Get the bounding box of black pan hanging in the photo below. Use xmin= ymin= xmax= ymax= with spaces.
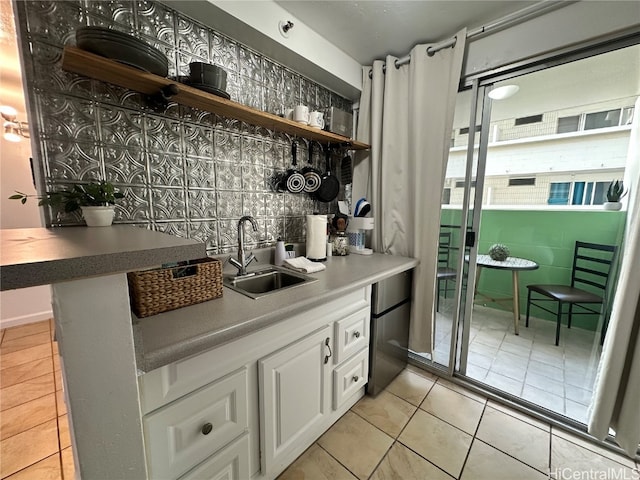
xmin=314 ymin=145 xmax=340 ymax=202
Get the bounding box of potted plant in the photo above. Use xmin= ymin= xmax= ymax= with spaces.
xmin=10 ymin=181 xmax=124 ymax=226
xmin=604 ymin=180 xmax=627 ymax=211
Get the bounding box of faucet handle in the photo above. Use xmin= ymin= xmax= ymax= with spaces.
xmin=244 ymin=252 xmax=258 ymax=267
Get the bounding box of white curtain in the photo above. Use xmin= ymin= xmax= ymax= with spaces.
xmin=353 ymin=30 xmax=466 ymax=353
xmin=588 ymin=96 xmax=640 ymax=456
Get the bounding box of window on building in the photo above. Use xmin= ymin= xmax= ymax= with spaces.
xmin=442 ymin=188 xmax=451 ymax=205
xmin=557 ymin=115 xmax=581 ymax=134
xmin=515 ymin=114 xmax=543 ymax=126
xmin=592 ymin=181 xmax=609 ymax=204
xmin=455 ymin=180 xmax=477 ymax=188
xmin=621 ymin=106 xmax=635 ymax=126
xmin=585 ymin=109 xmax=621 ymax=130
xmin=459 ymin=126 xmax=481 ymax=135
xmin=553 ymin=181 xmax=611 ymax=205
xmin=548 ymin=182 xmax=571 ymax=205
xmin=508 ymin=177 xmax=536 ymax=186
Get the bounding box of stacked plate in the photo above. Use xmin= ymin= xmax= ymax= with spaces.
xmin=76 ymin=27 xmax=169 ymax=77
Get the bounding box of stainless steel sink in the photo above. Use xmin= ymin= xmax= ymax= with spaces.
xmin=223 ymin=266 xmax=317 ymax=299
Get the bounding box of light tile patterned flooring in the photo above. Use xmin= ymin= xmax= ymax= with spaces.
xmin=0 ymin=320 xmax=74 ymax=479
xmin=433 ymin=305 xmax=602 ymax=424
xmin=1 ymin=319 xmax=636 ymax=480
xmin=280 ymin=365 xmax=639 ymax=479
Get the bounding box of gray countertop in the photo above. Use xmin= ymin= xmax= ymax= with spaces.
xmin=135 ymin=253 xmax=418 ymax=372
xmin=0 ymin=226 xmax=205 ymax=291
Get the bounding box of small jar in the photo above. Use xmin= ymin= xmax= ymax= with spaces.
xmin=332 ymin=231 xmax=350 ymax=256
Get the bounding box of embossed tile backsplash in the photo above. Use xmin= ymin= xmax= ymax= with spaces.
xmin=16 ymin=0 xmax=352 ymax=253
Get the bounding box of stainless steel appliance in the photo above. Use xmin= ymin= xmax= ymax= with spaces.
xmin=325 ymin=107 xmax=353 ymax=138
xmin=367 ymin=270 xmax=412 ymax=396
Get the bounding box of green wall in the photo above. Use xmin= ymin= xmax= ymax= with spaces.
xmin=440 ymin=208 xmax=626 ymax=330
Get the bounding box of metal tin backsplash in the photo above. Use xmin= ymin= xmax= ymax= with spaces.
xmin=15 ymin=0 xmax=352 ymax=253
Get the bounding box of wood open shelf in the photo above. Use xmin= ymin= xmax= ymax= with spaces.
xmin=61 ymin=46 xmax=369 ymax=150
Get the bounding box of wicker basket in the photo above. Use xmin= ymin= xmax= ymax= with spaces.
xmin=127 ymin=257 xmax=223 ymax=318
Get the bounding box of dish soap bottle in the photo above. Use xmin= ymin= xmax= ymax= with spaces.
xmin=274 ymin=237 xmax=286 ymax=266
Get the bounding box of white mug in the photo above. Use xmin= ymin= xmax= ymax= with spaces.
xmin=309 ymin=111 xmax=324 ymax=129
xmin=293 ymin=105 xmax=309 ymax=124
xmin=284 ymin=108 xmax=294 ymax=120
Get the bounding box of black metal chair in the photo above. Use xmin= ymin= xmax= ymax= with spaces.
xmin=525 ymin=241 xmax=617 ymax=346
xmin=437 ymin=232 xmax=457 ymax=312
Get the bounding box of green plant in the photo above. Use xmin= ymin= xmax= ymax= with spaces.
xmin=606 ymin=180 xmax=627 ymax=202
xmin=9 ymin=181 xmax=124 ymax=213
xmin=488 ymin=243 xmax=510 ymax=261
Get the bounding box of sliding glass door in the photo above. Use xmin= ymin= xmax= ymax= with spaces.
xmin=414 ymin=41 xmax=638 ymax=428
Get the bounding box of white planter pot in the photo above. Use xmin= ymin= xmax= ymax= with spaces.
xmin=81 ymin=206 xmax=115 ymax=227
xmin=603 ymin=202 xmax=622 ymax=211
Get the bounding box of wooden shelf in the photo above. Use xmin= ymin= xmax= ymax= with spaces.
xmin=61 ymin=46 xmax=369 ymax=150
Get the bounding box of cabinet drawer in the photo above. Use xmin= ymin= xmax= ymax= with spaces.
xmin=179 ymin=433 xmax=250 ymax=480
xmin=143 ymin=368 xmax=248 ymax=480
xmin=334 ymin=307 xmax=369 ymax=364
xmin=333 ymin=348 xmax=369 ymax=409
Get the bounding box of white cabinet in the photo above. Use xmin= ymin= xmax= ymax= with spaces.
xmin=139 ymin=286 xmax=372 ymax=480
xmin=258 ymin=325 xmax=332 ymax=475
xmin=143 ymin=369 xmax=249 ymax=479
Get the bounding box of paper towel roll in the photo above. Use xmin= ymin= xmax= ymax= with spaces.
xmin=306 ymin=215 xmax=327 ymax=261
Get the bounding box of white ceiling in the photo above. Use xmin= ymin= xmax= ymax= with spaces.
xmin=273 ymin=0 xmax=538 ymax=65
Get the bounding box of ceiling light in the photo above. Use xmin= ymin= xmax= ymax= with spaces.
xmin=1 ymin=107 xmax=29 ymax=142
xmin=489 ymin=85 xmax=519 ymax=100
xmin=0 ymin=105 xmax=17 ymax=117
xmin=4 ymin=123 xmax=22 ymax=142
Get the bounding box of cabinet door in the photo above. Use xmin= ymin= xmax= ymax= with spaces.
xmin=259 ymin=325 xmax=332 ymax=474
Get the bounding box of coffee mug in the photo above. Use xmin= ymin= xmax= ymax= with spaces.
xmin=284 ymin=108 xmax=294 ymax=120
xmin=293 ymin=105 xmax=309 ymax=124
xmin=309 ymin=111 xmax=324 ymax=129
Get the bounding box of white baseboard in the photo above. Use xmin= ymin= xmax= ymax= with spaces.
xmin=0 ymin=310 xmax=53 ymax=330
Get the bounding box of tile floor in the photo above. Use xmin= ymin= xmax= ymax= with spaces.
xmin=0 ymin=319 xmax=74 ymax=479
xmin=433 ymin=304 xmax=602 ymax=423
xmin=280 ymin=365 xmax=639 ymax=480
xmin=2 ymin=319 xmax=635 ymax=480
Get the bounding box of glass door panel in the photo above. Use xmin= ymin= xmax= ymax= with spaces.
xmin=459 ymin=44 xmax=638 ymax=425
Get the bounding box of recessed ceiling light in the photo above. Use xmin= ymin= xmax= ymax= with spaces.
xmin=489 ymin=85 xmax=519 ymax=100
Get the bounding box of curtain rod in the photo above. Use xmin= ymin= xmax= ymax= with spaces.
xmin=371 ymin=0 xmax=577 ymax=77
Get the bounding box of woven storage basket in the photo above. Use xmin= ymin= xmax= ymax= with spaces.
xmin=128 ymin=257 xmax=223 ymax=317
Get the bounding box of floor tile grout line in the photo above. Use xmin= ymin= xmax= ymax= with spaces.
xmin=364 ymin=440 xmax=394 ymax=480
xmin=356 ymin=378 xmax=456 ymax=479
xmin=314 ymin=440 xmax=364 ymax=480
xmin=474 ymin=437 xmax=551 ymax=477
xmin=456 ymin=398 xmax=489 ymax=478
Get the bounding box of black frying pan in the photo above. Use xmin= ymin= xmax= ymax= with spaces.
xmin=281 ymin=141 xmax=305 ymax=193
xmin=301 ymin=141 xmax=322 ymax=193
xmin=314 ymin=145 xmax=340 ymax=202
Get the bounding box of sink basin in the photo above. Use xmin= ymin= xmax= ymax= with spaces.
xmin=223 ymin=266 xmax=317 ymax=299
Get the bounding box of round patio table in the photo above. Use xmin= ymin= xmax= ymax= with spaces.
xmin=474 ymin=254 xmax=539 ymax=335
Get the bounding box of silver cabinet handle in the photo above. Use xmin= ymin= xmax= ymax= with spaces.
xmin=324 ymin=337 xmax=332 ymax=364
xmin=352 ymin=375 xmax=359 ymax=382
xmin=354 ymin=331 xmax=361 ymax=338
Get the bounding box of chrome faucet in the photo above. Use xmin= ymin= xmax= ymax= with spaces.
xmin=229 ymin=215 xmax=259 ymax=276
